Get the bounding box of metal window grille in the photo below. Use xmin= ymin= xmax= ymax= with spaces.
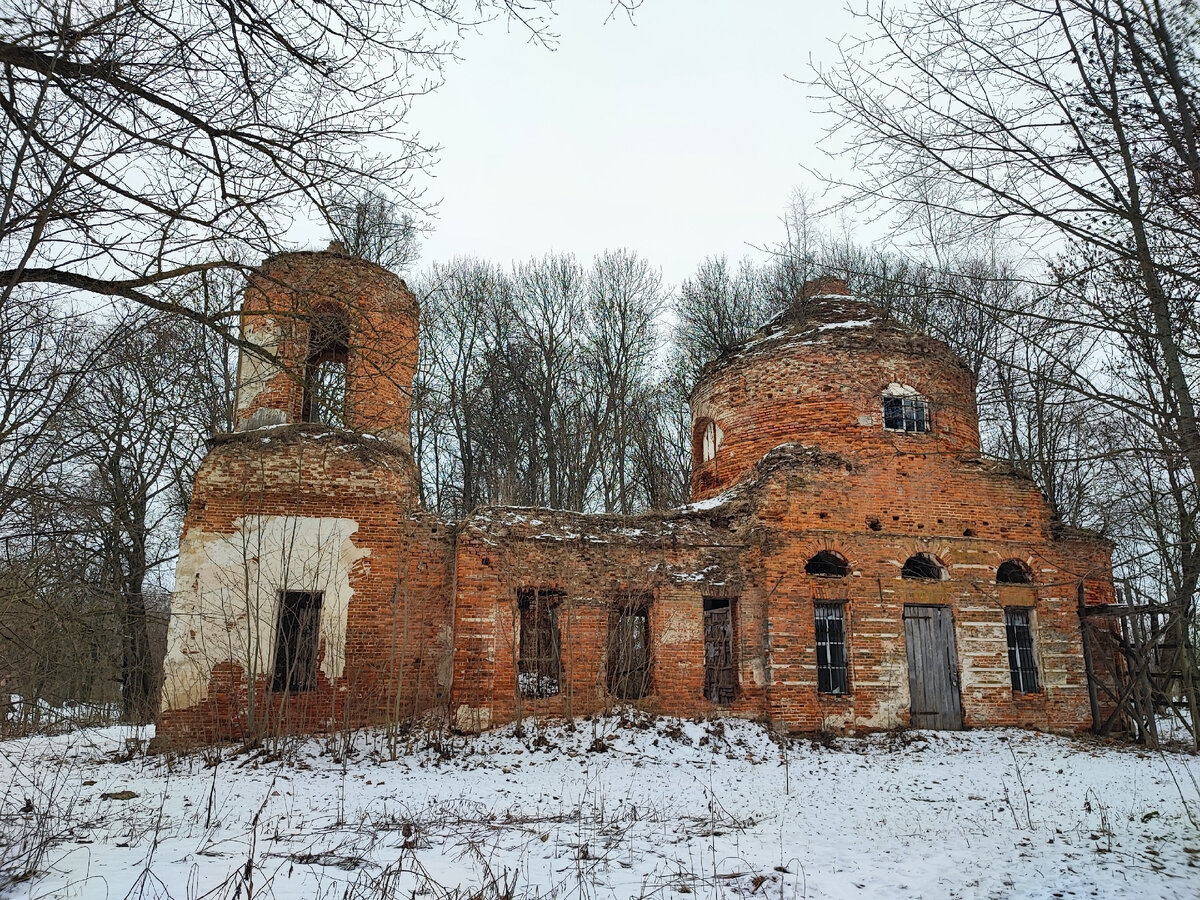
xmin=1004 ymin=607 xmax=1039 ymax=693
xmin=518 ymin=588 xmax=563 ymax=698
xmin=272 ymin=591 xmax=322 ymax=693
xmin=815 ymin=603 xmax=849 ymax=694
xmin=607 ymin=597 xmax=651 ymax=700
xmin=883 ymin=395 xmax=930 ymax=432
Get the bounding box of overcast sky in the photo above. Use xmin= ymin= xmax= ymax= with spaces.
xmin=406 ymin=1 xmax=859 ymax=286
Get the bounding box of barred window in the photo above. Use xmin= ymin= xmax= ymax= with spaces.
xmin=883 ymin=394 xmax=930 ymax=433
xmin=815 ymin=603 xmax=849 ymax=695
xmin=607 ymin=595 xmax=651 ymax=700
xmin=518 ymin=588 xmax=564 ymax=698
xmin=1004 ymin=607 xmax=1039 ymax=694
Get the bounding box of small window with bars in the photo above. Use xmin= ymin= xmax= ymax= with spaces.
xmin=815 ymin=603 xmax=849 ymax=695
xmin=518 ymin=588 xmax=563 ymax=698
xmin=1004 ymin=607 xmax=1039 ymax=694
xmin=882 ymin=394 xmax=930 ymax=433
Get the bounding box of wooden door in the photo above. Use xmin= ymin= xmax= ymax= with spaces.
xmin=903 ymin=605 xmax=963 ymax=729
xmin=704 ymin=602 xmax=736 ymax=704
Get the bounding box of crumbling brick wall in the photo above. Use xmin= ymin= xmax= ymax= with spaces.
xmin=448 ymin=508 xmax=768 ymax=731
xmin=690 ymin=298 xmax=980 ymax=501
xmin=234 ymin=246 xmax=419 ymax=446
xmin=159 ymin=261 xmax=1117 ymax=744
xmin=157 ymin=247 xmax=445 ymax=747
xmin=157 ymin=429 xmax=454 ymax=744
xmin=742 ymin=447 xmax=1111 ymax=733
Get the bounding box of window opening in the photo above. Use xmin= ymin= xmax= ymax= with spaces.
xmin=518 ymin=588 xmax=563 ymax=698
xmin=272 ymin=591 xmax=322 ymax=693
xmin=1004 ymin=607 xmax=1039 ymax=693
xmin=901 ymin=553 xmax=947 ymax=580
xmin=806 ymin=550 xmax=849 ymax=577
xmin=882 ymin=385 xmax=930 ymax=433
xmin=302 ymin=307 xmax=350 ymax=426
xmin=996 ymin=559 xmax=1033 ymax=585
xmin=815 ymin=603 xmax=849 ymax=694
xmin=607 ymin=594 xmax=651 ymax=700
xmin=703 ymin=596 xmax=737 ymax=704
xmin=694 ymin=418 xmax=723 ymax=464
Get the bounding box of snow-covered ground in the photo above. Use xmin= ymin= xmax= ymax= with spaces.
xmin=2 ymin=716 xmax=1198 ymax=899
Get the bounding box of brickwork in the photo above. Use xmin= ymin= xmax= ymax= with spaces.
xmin=743 ymin=448 xmax=1111 ymax=733
xmin=234 ymin=246 xmax=419 ymax=448
xmin=158 ymin=262 xmax=1117 ymax=745
xmin=157 ymin=248 xmax=440 ymax=747
xmin=157 ymin=429 xmax=452 ymax=745
xmin=449 ymin=508 xmax=767 ymax=731
xmin=690 ymin=298 xmax=980 ymax=501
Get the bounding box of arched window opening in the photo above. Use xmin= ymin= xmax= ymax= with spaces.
xmin=901 ymin=552 xmax=947 ymax=580
xmin=303 ymin=306 xmax=350 ymax=426
xmin=996 ymin=559 xmax=1033 ymax=585
xmin=693 ymin=418 xmax=724 ymax=464
xmin=882 ymin=383 xmax=931 ymax=433
xmin=805 ymin=550 xmax=849 ymax=577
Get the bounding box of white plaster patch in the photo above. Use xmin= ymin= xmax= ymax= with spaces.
xmin=659 ymin=608 xmax=702 ymax=644
xmin=454 ymin=704 xmax=492 ymax=732
xmin=233 ymin=319 xmax=283 ymax=418
xmin=161 ymin=515 xmax=369 ymax=712
xmin=748 ymin=657 xmax=766 ymax=686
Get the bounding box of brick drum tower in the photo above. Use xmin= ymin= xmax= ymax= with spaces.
xmin=158 ymin=246 xmax=454 ymax=743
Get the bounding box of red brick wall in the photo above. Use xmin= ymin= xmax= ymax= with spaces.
xmin=691 ymin=314 xmax=980 ymax=501
xmin=157 ymin=430 xmax=453 ymax=745
xmin=234 ymin=248 xmax=419 ymax=447
xmin=160 ymin=263 xmax=1118 ymax=744
xmin=445 ymin=443 xmax=1113 ymax=736
xmin=748 ymin=451 xmax=1112 ymax=733
xmin=448 ymin=509 xmax=768 ymax=731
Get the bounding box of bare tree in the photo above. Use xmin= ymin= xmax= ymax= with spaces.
xmin=325 ymin=189 xmax=422 ymax=274
xmin=674 ymin=255 xmax=770 ymax=383
xmin=0 ymin=0 xmax=552 ymax=327
xmin=587 ymin=249 xmax=666 ymax=514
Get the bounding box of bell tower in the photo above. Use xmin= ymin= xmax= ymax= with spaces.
xmin=233 ymin=243 xmax=419 ymax=448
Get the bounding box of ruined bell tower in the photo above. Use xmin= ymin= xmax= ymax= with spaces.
xmin=157 ymin=246 xmax=454 ymax=744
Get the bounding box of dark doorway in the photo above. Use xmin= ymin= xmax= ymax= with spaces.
xmin=608 ymin=596 xmax=651 ymax=700
xmin=518 ymin=588 xmax=563 ymax=698
xmin=902 ymin=605 xmax=963 ymax=729
xmin=272 ymin=591 xmax=322 ymax=693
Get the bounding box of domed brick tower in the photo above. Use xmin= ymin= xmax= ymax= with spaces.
xmin=682 ymin=276 xmax=1114 ymax=734
xmin=689 ymin=276 xmax=979 ymax=501
xmin=157 ymin=247 xmax=453 ymax=745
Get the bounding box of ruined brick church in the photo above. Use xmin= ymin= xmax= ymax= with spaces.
xmin=158 ymin=246 xmax=1115 ymax=744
